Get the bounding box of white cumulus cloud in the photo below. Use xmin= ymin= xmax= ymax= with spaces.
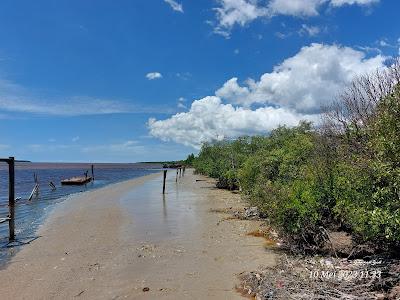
xmin=164 ymin=0 xmax=184 ymax=13
xmin=146 ymin=72 xmax=163 ymax=80
xmin=214 ymin=0 xmax=268 ymax=29
xmin=148 ymin=96 xmax=315 ymax=148
xmin=268 ymin=0 xmax=324 ymax=17
xmin=216 ymin=43 xmax=386 ymax=113
xmin=148 ymin=43 xmax=386 ymax=148
xmin=213 ymin=0 xmax=380 ymax=36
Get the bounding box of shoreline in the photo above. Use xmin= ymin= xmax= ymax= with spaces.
xmin=0 ymin=170 xmax=162 ymax=266
xmin=0 ymin=169 xmax=276 ymax=299
xmin=35 ymin=170 xmax=162 ymax=237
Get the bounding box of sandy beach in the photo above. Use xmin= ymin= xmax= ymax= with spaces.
xmin=0 ymin=170 xmax=276 ymax=299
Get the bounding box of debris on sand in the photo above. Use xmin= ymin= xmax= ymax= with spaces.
xmin=237 ymin=255 xmax=400 ymax=299
xmin=137 ymin=244 xmax=156 ymax=253
xmin=232 ymin=207 xmax=262 ymax=220
xmin=244 ymin=207 xmax=259 ymax=219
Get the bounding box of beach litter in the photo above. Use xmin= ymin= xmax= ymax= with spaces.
xmin=231 ymin=206 xmax=261 ymax=220
xmin=237 ymin=255 xmax=400 ymax=299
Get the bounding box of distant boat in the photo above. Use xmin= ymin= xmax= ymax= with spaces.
xmin=61 ymin=176 xmax=92 ymax=185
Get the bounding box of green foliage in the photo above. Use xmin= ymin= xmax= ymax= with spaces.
xmin=193 ymin=138 xmax=255 ymax=189
xmin=184 ymin=153 xmax=196 ymax=166
xmin=238 ymin=122 xmax=330 ymax=244
xmin=331 ymin=86 xmax=400 ymax=245
xmin=194 ymin=122 xmax=330 ymax=246
xmin=192 ymin=87 xmax=400 ymax=250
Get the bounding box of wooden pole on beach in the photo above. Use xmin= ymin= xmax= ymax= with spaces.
xmin=183 ymin=167 xmax=186 ymax=176
xmin=162 ymin=170 xmax=167 ymax=194
xmin=91 ymin=164 xmax=94 ymax=180
xmin=179 ymin=168 xmax=182 ymax=177
xmin=176 ymin=169 xmax=178 ymax=182
xmin=8 ymin=157 xmax=15 ymax=241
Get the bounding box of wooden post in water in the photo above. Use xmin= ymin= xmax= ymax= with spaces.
xmin=162 ymin=170 xmax=167 ymax=194
xmin=8 ymin=157 xmax=15 ymax=241
xmin=33 ymin=172 xmax=39 ymax=196
xmin=176 ymin=169 xmax=178 ymax=182
xmin=91 ymin=164 xmax=94 ymax=181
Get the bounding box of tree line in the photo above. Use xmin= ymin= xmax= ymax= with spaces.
xmin=186 ymin=59 xmax=400 ymax=253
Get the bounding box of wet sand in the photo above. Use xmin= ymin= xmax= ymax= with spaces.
xmin=0 ymin=170 xmax=276 ymax=299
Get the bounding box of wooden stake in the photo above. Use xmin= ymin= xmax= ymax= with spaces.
xmin=28 ymin=184 xmax=39 ymax=201
xmin=33 ymin=172 xmax=39 ymax=196
xmin=176 ymin=169 xmax=178 ymax=182
xmin=91 ymin=164 xmax=94 ymax=180
xmin=162 ymin=170 xmax=167 ymax=194
xmin=49 ymin=181 xmax=56 ymax=190
xmin=8 ymin=157 xmax=15 ymax=241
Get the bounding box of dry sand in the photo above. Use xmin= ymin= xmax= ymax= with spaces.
xmin=0 ymin=170 xmax=276 ymax=299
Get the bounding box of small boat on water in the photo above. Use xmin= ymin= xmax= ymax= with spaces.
xmin=61 ymin=176 xmax=92 ymax=185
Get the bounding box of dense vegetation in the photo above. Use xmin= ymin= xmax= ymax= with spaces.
xmin=189 ymin=60 xmax=400 ymax=252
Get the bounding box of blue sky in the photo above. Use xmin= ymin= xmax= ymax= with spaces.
xmin=0 ymin=0 xmax=399 ymax=162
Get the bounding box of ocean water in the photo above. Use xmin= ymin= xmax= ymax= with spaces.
xmin=0 ymin=162 xmax=161 ymax=262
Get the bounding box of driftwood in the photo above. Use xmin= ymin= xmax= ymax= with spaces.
xmin=0 ymin=217 xmax=11 ymax=224
xmin=28 ymin=183 xmax=39 ymax=201
xmin=237 ymin=255 xmax=400 ymax=299
xmin=49 ymin=181 xmax=56 ymax=190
